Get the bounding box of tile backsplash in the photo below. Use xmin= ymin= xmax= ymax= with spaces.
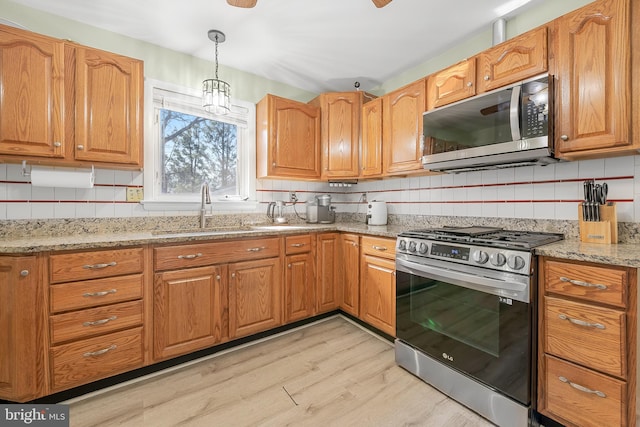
xmin=1 ymin=155 xmax=638 ymax=222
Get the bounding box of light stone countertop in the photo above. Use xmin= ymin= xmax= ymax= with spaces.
xmin=2 ymin=221 xmax=639 ymax=267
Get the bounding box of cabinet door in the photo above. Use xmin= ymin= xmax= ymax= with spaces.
xmin=284 ymin=252 xmax=315 ymax=323
xmin=360 ymin=254 xmax=396 ymax=336
xmin=361 ymin=98 xmax=383 ymax=178
xmin=153 ymin=265 xmax=225 ymax=360
xmin=74 ymin=46 xmax=143 ymax=166
xmin=427 ymin=58 xmax=476 ymax=110
xmin=256 ymin=94 xmax=321 ymax=179
xmin=339 ymin=234 xmax=360 ymax=317
xmin=0 ymin=25 xmax=65 ymax=158
xmin=228 ymin=258 xmax=281 ymax=339
xmin=383 ymin=79 xmax=426 ymax=175
xmin=555 ymin=0 xmax=631 ymax=156
xmin=0 ymin=256 xmax=47 ymax=402
xmin=316 ymin=92 xmax=361 ymax=179
xmin=477 ymin=26 xmax=548 ymax=93
xmin=316 ymin=233 xmax=339 ymax=313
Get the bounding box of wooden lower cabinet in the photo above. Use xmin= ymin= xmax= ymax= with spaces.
xmin=228 ymin=257 xmax=282 ymax=339
xmin=538 ymin=257 xmax=636 ymax=427
xmin=339 ymin=233 xmax=360 ymax=316
xmin=284 ymin=234 xmax=317 ymax=323
xmin=0 ymin=256 xmax=47 ymax=402
xmin=153 ymin=265 xmax=226 ymax=360
xmin=359 ymin=236 xmax=396 ymax=336
xmin=316 ymin=233 xmax=339 ymax=313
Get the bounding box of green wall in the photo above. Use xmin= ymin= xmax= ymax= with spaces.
xmin=2 ymin=0 xmax=594 ymax=101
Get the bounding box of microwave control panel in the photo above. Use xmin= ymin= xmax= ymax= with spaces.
xmin=522 ymin=79 xmax=549 ymax=139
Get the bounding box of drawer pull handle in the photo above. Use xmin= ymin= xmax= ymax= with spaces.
xmin=83 ymin=316 xmax=118 ymax=327
xmin=83 ymin=289 xmax=117 ymax=298
xmin=290 ymin=243 xmax=305 ymax=247
xmin=559 ymin=277 xmax=607 ymax=290
xmin=178 ymin=253 xmax=203 ymax=259
xmin=372 ymin=246 xmax=387 ymax=251
xmin=558 ymin=376 xmax=606 ymax=398
xmin=247 ymin=247 xmax=265 ymax=252
xmin=558 ymin=314 xmax=605 ymax=330
xmin=83 ymin=344 xmax=117 ymax=358
xmin=83 ymin=261 xmax=117 ymax=270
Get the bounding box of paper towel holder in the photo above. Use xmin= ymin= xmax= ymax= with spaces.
xmin=23 ymin=161 xmax=96 ymax=188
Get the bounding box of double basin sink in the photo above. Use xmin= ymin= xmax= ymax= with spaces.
xmin=151 ymin=224 xmax=312 ymax=237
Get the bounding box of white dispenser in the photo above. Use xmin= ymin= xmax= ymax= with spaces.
xmin=367 ymin=201 xmax=387 ymax=225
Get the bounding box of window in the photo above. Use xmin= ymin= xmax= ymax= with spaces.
xmin=142 ymin=80 xmax=256 ymax=211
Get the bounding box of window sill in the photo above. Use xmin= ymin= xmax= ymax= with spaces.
xmin=140 ymin=199 xmax=260 ymax=212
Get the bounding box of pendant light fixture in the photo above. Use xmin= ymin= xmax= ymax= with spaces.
xmin=202 ymin=29 xmax=231 ymax=115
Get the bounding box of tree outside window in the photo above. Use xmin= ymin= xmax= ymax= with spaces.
xmin=160 ymin=109 xmax=237 ymax=196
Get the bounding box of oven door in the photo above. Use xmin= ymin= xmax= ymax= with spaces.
xmin=395 ymin=256 xmax=533 ymax=405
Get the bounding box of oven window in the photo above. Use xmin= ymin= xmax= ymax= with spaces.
xmin=410 ymin=279 xmax=499 ymax=357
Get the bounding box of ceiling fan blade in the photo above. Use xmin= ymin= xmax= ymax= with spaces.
xmin=227 ymin=0 xmax=258 ymax=8
xmin=372 ymin=0 xmax=392 ymax=7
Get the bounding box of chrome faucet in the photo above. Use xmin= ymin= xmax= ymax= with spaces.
xmin=200 ymin=182 xmax=213 ymax=228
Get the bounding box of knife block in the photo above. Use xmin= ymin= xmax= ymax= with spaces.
xmin=578 ymin=203 xmax=618 ymax=244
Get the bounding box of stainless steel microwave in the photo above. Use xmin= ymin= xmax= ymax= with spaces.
xmin=422 ymin=74 xmax=556 ymax=173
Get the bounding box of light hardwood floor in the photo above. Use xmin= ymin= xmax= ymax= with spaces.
xmin=66 ymin=316 xmax=495 ymax=426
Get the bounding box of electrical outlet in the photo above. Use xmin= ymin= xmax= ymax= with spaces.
xmin=126 ymin=187 xmax=144 ymax=202
xmin=289 ymin=191 xmax=298 ymax=203
xmin=362 ymin=193 xmax=367 ymax=203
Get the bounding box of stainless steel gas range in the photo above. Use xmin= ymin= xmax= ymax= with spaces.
xmin=394 ymin=226 xmax=563 ymax=427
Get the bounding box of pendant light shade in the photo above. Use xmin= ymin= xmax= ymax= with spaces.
xmin=203 ymin=30 xmax=231 ymax=115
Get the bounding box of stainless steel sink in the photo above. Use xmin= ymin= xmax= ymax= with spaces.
xmin=151 ymin=226 xmax=252 ymax=236
xmin=249 ymin=225 xmax=310 ymax=231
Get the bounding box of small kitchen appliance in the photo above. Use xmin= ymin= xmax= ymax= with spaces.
xmin=394 ymin=226 xmax=563 ymax=426
xmin=367 ymin=201 xmax=387 ymax=225
xmin=315 ymin=194 xmax=336 ymax=224
xmin=266 ymin=200 xmax=288 ymax=224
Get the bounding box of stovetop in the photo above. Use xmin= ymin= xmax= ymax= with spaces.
xmin=398 ymin=226 xmax=563 ymax=250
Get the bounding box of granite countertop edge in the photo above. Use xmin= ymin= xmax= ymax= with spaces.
xmin=3 ymin=222 xmax=639 ymax=267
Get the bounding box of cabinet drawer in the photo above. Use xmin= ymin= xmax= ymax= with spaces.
xmin=545 ymin=296 xmax=625 ymax=378
xmin=154 ymin=238 xmax=280 ymax=271
xmin=544 ymin=259 xmax=627 ymax=308
xmin=360 ymin=236 xmax=396 ymax=260
xmin=50 ymin=327 xmax=143 ymax=391
xmin=285 ymin=235 xmax=312 ymax=254
xmin=542 ymin=355 xmax=626 ymax=427
xmin=50 ymin=274 xmax=143 ymax=313
xmin=50 ymin=300 xmax=143 ymax=345
xmin=50 ymin=247 xmax=144 ymax=283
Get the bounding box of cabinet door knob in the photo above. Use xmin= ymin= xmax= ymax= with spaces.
xmin=484 ymin=75 xmax=490 ymax=81
xmin=560 ymin=135 xmax=569 ymax=141
xmin=20 ymin=270 xmax=29 ymax=277
xmin=53 ymin=142 xmax=62 ymax=147
xmin=77 ymin=145 xmax=85 ymax=150
xmin=231 ymin=273 xmax=236 ymax=278
xmin=288 ymin=263 xmax=292 ymax=268
xmin=216 ymin=275 xmax=221 ymax=281
xmin=467 ymin=81 xmax=473 ymax=87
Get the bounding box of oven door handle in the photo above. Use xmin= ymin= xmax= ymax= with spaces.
xmin=396 ymin=258 xmax=530 ymax=303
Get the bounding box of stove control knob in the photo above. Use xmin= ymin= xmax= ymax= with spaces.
xmin=490 ymin=252 xmax=506 ymax=267
xmin=408 ymin=241 xmax=417 ymax=252
xmin=398 ymin=240 xmax=407 ymax=251
xmin=472 ymin=250 xmax=489 ymax=264
xmin=418 ymin=242 xmax=428 ymax=254
xmin=507 ymin=255 xmax=526 ymax=270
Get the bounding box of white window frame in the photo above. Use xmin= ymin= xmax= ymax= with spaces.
xmin=141 ymin=79 xmax=257 ymax=212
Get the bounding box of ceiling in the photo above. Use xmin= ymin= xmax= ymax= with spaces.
xmin=9 ymin=0 xmax=542 ymax=94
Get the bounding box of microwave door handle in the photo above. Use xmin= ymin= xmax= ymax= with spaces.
xmin=510 ymin=84 xmax=521 ymax=142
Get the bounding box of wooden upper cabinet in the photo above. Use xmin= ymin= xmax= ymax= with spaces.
xmin=310 ymin=92 xmax=367 ymax=180
xmin=0 ymin=24 xmax=66 ymax=158
xmin=361 ymin=97 xmax=383 ymax=178
xmin=74 ymin=46 xmax=143 ymax=166
xmin=427 ymin=58 xmax=476 ymax=110
xmin=383 ymin=78 xmax=426 ymax=175
xmin=477 ymin=26 xmax=548 ymax=93
xmin=554 ymin=0 xmax=634 ymax=158
xmin=256 ymin=94 xmax=321 ymax=179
